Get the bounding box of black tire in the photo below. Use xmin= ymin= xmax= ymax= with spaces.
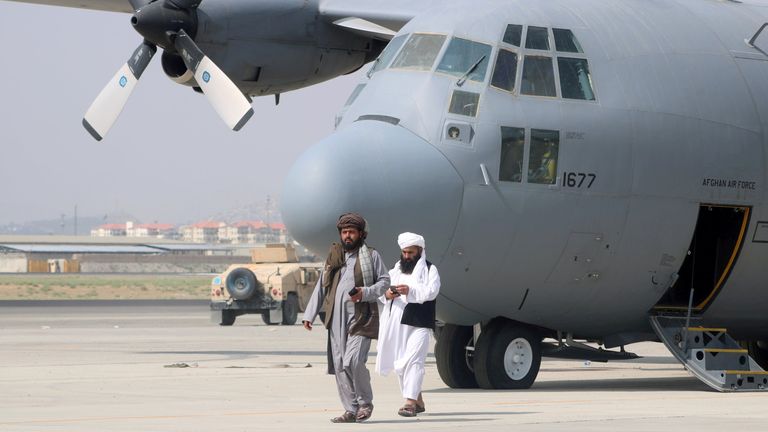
xmin=281 ymin=294 xmax=299 ymax=325
xmin=435 ymin=324 xmax=478 ymax=388
xmin=219 ymin=310 xmax=236 ymax=326
xmin=225 ymin=268 xmax=259 ymax=300
xmin=261 ymin=311 xmax=279 ymax=326
xmin=473 ymin=320 xmax=541 ymax=389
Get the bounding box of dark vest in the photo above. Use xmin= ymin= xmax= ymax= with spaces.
xmin=400 ymin=261 xmax=436 ymax=330
xmin=319 ymin=243 xmax=363 ymax=329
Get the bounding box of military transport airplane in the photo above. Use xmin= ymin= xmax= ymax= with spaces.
xmin=6 ymin=0 xmax=768 ymax=392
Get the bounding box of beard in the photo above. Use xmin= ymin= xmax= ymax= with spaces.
xmin=342 ymin=237 xmax=363 ymax=251
xmin=399 ymin=253 xmax=421 ymax=274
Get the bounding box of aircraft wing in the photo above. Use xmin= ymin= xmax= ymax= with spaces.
xmin=1 ymin=0 xmax=132 ymax=13
xmin=320 ymin=0 xmax=436 ymax=39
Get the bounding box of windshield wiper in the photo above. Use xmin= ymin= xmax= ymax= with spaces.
xmin=457 ymin=55 xmax=486 ymax=87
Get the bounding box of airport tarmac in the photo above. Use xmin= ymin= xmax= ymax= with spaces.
xmin=1 ymin=301 xmax=766 ymax=431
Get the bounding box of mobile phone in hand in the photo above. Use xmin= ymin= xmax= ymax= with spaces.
xmin=348 ymin=287 xmax=360 ymax=296
xmin=389 ymin=286 xmax=399 ymax=296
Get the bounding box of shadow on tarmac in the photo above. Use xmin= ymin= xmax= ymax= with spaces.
xmin=425 ymin=376 xmax=710 ymax=393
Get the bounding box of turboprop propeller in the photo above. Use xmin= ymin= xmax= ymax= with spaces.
xmin=82 ymin=0 xmax=254 ymax=141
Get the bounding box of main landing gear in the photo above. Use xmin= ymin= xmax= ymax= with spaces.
xmin=436 ymin=319 xmax=542 ymax=389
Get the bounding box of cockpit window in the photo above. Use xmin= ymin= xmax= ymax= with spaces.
xmin=344 ymin=83 xmax=366 ymax=107
xmin=528 ymin=129 xmax=559 ymax=184
xmin=499 ymin=126 xmax=525 ymax=182
xmin=558 ymin=57 xmax=595 ymax=100
xmin=390 ymin=33 xmax=446 ymax=71
xmin=525 ymin=26 xmax=550 ymax=50
xmin=491 ymin=49 xmax=518 ymax=92
xmin=521 ymin=56 xmax=556 ymax=97
xmin=502 ymin=24 xmax=522 ymax=47
xmin=448 ymin=90 xmax=480 ymax=117
xmin=368 ymin=34 xmax=408 ymax=76
xmin=553 ymin=28 xmax=583 ymax=53
xmin=436 ymin=37 xmax=492 ymax=83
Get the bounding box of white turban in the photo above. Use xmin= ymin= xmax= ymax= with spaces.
xmin=397 ymin=232 xmax=425 ymax=250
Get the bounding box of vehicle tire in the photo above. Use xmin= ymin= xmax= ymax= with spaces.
xmin=435 ymin=324 xmax=478 ymax=388
xmin=473 ymin=320 xmax=541 ymax=389
xmin=219 ymin=310 xmax=236 ymax=326
xmin=225 ymin=268 xmax=259 ymax=300
xmin=261 ymin=311 xmax=279 ymax=326
xmin=281 ymin=294 xmax=299 ymax=325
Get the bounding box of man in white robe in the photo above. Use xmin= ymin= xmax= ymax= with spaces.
xmin=375 ymin=232 xmax=440 ymax=417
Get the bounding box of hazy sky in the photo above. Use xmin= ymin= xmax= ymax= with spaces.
xmin=0 ymin=2 xmax=364 ymax=225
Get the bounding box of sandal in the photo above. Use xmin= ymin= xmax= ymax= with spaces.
xmin=415 ymin=404 xmax=425 ymax=414
xmin=330 ymin=411 xmax=356 ymax=423
xmin=397 ymin=405 xmax=417 ymax=417
xmin=356 ymin=404 xmax=373 ymax=422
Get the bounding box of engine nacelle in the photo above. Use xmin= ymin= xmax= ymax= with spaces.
xmin=187 ymin=0 xmax=381 ymax=96
xmin=161 ymin=51 xmax=196 ymax=86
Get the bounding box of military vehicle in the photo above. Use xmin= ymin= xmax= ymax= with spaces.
xmin=210 ymin=244 xmax=320 ymax=326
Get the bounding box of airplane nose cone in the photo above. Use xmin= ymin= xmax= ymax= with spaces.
xmin=282 ymin=121 xmax=464 ymax=262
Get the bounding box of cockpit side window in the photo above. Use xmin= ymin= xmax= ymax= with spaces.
xmin=448 ymin=90 xmax=480 ymax=117
xmin=499 ymin=126 xmax=525 ymax=182
xmin=558 ymin=57 xmax=595 ymax=100
xmin=436 ymin=37 xmax=492 ymax=83
xmin=390 ymin=33 xmax=447 ymax=71
xmin=528 ymin=129 xmax=559 ymax=184
xmin=525 ymin=26 xmax=550 ymax=50
xmin=521 ymin=56 xmax=556 ymax=97
xmin=502 ymin=24 xmax=523 ymax=47
xmin=368 ymin=34 xmax=408 ymax=76
xmin=553 ymin=28 xmax=583 ymax=53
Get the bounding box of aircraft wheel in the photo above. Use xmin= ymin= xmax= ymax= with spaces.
xmin=435 ymin=324 xmax=478 ymax=388
xmin=473 ymin=320 xmax=541 ymax=389
xmin=281 ymin=294 xmax=299 ymax=325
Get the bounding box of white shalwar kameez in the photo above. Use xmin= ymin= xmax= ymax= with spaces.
xmin=375 ymin=252 xmax=440 ymax=400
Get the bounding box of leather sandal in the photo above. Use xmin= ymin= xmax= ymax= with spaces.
xmin=415 ymin=404 xmax=425 ymax=414
xmin=397 ymin=404 xmax=417 ymax=417
xmin=330 ymin=411 xmax=356 ymax=423
xmin=356 ymin=404 xmax=373 ymax=422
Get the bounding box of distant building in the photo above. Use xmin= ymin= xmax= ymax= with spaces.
xmin=269 ymin=222 xmax=289 ymax=243
xmin=217 ymin=221 xmax=288 ymax=244
xmin=126 ymin=222 xmax=179 ymax=239
xmin=90 ymin=223 xmax=127 ymax=237
xmin=181 ymin=221 xmax=223 ymax=243
xmin=90 ymin=220 xmax=288 ymax=244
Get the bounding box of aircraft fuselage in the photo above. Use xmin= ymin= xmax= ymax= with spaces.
xmin=283 ymin=0 xmax=768 ymax=344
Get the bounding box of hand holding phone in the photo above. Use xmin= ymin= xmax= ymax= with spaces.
xmin=348 ymin=287 xmax=360 ymax=296
xmin=389 ymin=286 xmax=400 ymax=296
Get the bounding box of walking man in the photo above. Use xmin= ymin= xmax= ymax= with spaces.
xmin=376 ymin=232 xmax=440 ymax=417
xmin=302 ymin=212 xmax=390 ymax=423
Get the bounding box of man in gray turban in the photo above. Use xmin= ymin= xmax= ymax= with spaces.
xmin=302 ymin=212 xmax=390 ymax=423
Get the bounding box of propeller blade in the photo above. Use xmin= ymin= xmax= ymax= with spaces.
xmin=174 ymin=30 xmax=254 ymax=131
xmin=82 ymin=42 xmax=156 ymax=141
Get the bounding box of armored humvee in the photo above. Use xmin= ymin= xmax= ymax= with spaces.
xmin=210 ymin=244 xmax=320 ymax=326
